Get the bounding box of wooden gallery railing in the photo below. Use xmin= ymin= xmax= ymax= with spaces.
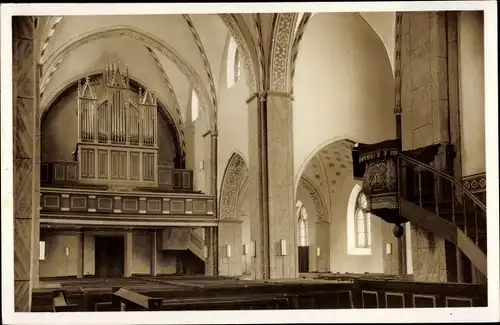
xmin=40 ymin=161 xmax=194 ymax=191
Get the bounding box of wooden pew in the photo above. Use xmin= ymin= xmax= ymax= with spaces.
xmin=52 ymin=290 xmax=78 ymax=312
xmin=112 ymin=287 xmax=163 ymax=311
xmin=349 ymin=279 xmax=487 ymax=308
xmin=161 ymin=294 xmax=293 ymax=310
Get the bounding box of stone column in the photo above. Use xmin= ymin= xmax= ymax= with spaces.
xmin=400 ymin=11 xmax=453 ymax=151
xmin=150 ymin=230 xmax=157 ymax=276
xmin=266 ymin=92 xmax=297 ymax=279
xmin=204 ymin=227 xmax=217 ymax=276
xmin=399 ymin=11 xmax=452 ymax=282
xmin=124 ymin=230 xmax=133 ymax=277
xmin=246 ymin=91 xmax=297 ymax=279
xmin=76 ymin=231 xmax=84 ymax=278
xmin=218 ymin=220 xmax=243 ymax=276
xmin=246 ymin=93 xmax=267 ymax=279
xmin=13 ymin=16 xmax=38 ymax=312
xmin=210 ymin=132 xmax=219 ymax=275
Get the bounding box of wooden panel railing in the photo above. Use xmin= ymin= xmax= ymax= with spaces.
xmin=158 ymin=165 xmax=193 ymax=191
xmin=41 ymin=161 xmax=194 ymax=192
xmin=39 ymin=187 xmax=216 ymax=224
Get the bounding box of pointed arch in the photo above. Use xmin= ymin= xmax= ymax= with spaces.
xmin=39 ymin=26 xmax=216 ymax=131
xmin=219 ymin=152 xmax=249 ymax=220
xmin=298 ymin=176 xmax=329 ymax=222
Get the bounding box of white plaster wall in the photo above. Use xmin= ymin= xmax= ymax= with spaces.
xmin=40 ymin=234 xmax=78 ymax=277
xmin=458 ymin=11 xmax=485 ymax=177
xmin=42 ymin=15 xmax=210 ymax=90
xmin=293 ymin=12 xmax=395 ymax=178
xmin=358 ymin=12 xmax=397 ymax=74
xmin=329 ymin=177 xmax=385 ymax=273
xmin=240 ymin=214 xmax=251 ymax=274
xmin=216 ymin=55 xmax=249 ymax=196
xmin=193 ymin=116 xmax=210 ymax=192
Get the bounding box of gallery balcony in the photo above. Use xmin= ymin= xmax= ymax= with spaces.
xmin=39 ymin=161 xmax=215 ymax=228
xmin=40 ymin=161 xmax=195 ymax=192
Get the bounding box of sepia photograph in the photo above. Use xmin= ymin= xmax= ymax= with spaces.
xmin=1 ymin=1 xmax=498 ymax=324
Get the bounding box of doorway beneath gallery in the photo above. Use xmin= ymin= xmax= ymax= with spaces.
xmin=298 ymin=246 xmax=310 ymax=273
xmin=95 ymin=235 xmax=125 ymax=278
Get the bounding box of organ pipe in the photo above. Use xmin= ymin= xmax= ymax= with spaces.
xmin=77 ymin=62 xmax=158 ymax=147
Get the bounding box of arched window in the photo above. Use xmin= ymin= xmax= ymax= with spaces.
xmin=191 ymin=90 xmax=199 ymax=122
xmin=347 ymin=184 xmax=372 ymax=255
xmin=296 ymin=201 xmax=309 ymax=247
xmin=234 ymin=48 xmax=241 ymax=83
xmin=226 ymin=37 xmax=240 ymax=88
xmin=355 ymin=192 xmax=371 ymax=248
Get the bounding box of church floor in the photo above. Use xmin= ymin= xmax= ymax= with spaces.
xmin=31 ymin=274 xmax=487 ymax=311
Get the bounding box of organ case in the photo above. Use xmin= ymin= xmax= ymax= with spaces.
xmin=76 ymin=62 xmax=159 ymax=186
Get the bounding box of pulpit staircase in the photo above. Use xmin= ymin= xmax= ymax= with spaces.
xmin=397 ymin=153 xmax=487 ymax=283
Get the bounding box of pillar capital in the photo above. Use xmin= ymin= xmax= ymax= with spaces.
xmin=246 ymin=90 xmax=294 ymax=104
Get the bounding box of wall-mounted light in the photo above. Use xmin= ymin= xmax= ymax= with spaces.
xmin=225 ymin=244 xmax=232 ymax=258
xmin=203 ymin=245 xmax=209 ymax=259
xmin=386 ymin=242 xmax=392 ymax=255
xmin=316 ymin=246 xmax=321 ymax=257
xmin=39 ymin=241 xmax=46 ymax=261
xmin=199 ymin=160 xmax=205 ymax=171
xmin=65 ymin=246 xmax=70 ymax=256
xmin=279 ymin=239 xmax=287 ymax=256
xmin=242 ymin=244 xmax=249 ymax=256
xmin=250 ymin=241 xmax=256 ymax=257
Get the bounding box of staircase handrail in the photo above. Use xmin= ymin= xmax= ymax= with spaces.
xmin=397 ymin=153 xmax=486 ymax=212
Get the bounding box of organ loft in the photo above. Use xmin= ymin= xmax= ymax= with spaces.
xmin=9 ymin=11 xmax=491 ymax=314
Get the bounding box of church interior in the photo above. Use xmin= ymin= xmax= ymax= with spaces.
xmin=10 ymin=11 xmax=490 ymax=312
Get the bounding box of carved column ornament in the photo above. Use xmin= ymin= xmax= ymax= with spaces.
xmin=299 ymin=177 xmax=327 ymax=222
xmin=270 ymin=13 xmax=297 ymax=92
xmin=219 ymin=154 xmax=248 ymax=220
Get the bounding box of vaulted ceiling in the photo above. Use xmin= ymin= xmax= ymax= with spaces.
xmin=37 ymin=14 xmax=232 ymax=130
xmin=300 ymin=140 xmax=355 ymax=217
xmin=36 ymin=13 xmax=395 ymax=138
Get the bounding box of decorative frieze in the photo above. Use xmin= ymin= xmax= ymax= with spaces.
xmin=462 ymin=173 xmax=486 ymax=193
xmin=40 ymin=187 xmax=215 ymax=218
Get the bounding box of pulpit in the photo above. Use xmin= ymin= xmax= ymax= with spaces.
xmin=352 ymin=139 xmax=408 ymax=237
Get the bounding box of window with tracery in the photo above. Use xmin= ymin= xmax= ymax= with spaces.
xmin=191 ymin=90 xmax=199 ymax=122
xmin=354 ymin=192 xmax=371 ymax=248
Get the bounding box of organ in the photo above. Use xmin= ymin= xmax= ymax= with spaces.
xmin=76 ymin=61 xmax=159 ymax=187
